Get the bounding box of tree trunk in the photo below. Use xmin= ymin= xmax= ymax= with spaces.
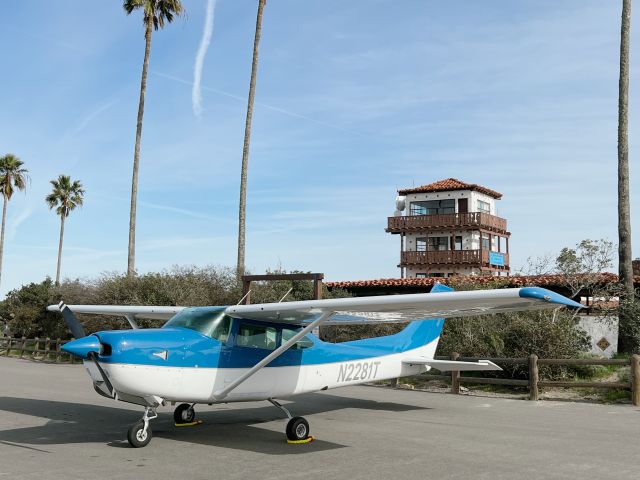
xmin=618 ymin=0 xmax=635 ymax=352
xmin=237 ymin=0 xmax=266 ymax=279
xmin=0 ymin=196 xmax=7 ymax=288
xmin=55 ymin=215 xmax=65 ymax=286
xmin=128 ymin=20 xmax=153 ymax=277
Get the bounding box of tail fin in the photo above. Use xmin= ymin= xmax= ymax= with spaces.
xmin=391 ymin=282 xmax=452 ymax=351
xmin=339 ymin=283 xmax=451 ymax=354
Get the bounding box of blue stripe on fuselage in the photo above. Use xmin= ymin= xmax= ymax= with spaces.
xmin=93 ymin=318 xmax=443 ymax=369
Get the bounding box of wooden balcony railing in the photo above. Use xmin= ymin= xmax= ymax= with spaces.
xmin=387 ymin=212 xmax=508 ymax=234
xmin=400 ymin=249 xmax=510 ymax=268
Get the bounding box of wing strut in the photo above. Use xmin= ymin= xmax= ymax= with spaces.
xmin=213 ymin=311 xmax=334 ymax=400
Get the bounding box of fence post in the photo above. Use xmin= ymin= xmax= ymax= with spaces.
xmin=529 ymin=354 xmax=539 ymax=401
xmin=55 ymin=338 xmax=61 ymax=363
xmin=33 ymin=337 xmax=40 ymax=359
xmin=44 ymin=338 xmax=51 ymax=361
xmin=631 ymin=354 xmax=640 ymax=407
xmin=19 ymin=337 xmax=26 ymax=358
xmin=451 ymin=352 xmax=461 ymax=394
xmin=6 ymin=337 xmax=12 ymax=356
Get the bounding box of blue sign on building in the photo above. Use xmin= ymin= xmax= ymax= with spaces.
xmin=489 ymin=252 xmax=505 ymax=266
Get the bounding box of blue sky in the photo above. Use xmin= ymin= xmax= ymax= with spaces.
xmin=0 ymin=0 xmax=638 ymax=295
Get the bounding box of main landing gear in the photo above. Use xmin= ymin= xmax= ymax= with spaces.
xmin=268 ymin=399 xmax=312 ymax=443
xmin=173 ymin=403 xmax=196 ymax=424
xmin=127 ymin=406 xmax=157 ymax=448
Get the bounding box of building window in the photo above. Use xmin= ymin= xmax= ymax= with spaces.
xmin=416 ymin=237 xmax=427 ymax=252
xmin=491 ymin=235 xmax=498 ymax=252
xmin=477 ymin=200 xmax=490 ymax=213
xmin=428 ymin=236 xmax=449 ymax=251
xmin=410 ymin=199 xmax=455 ymax=216
xmin=430 ymin=273 xmax=445 ymax=277
xmin=454 ymin=236 xmax=463 ymax=251
xmin=415 ymin=273 xmax=428 ymax=278
xmin=481 ymin=233 xmax=490 ymax=250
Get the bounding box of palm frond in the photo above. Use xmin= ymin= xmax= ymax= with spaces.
xmin=45 ymin=175 xmax=85 ymax=218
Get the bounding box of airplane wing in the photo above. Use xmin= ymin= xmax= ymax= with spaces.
xmin=46 ymin=304 xmax=185 ymax=321
xmin=224 ymin=286 xmax=583 ymax=326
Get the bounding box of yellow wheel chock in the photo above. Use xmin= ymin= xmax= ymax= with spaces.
xmin=174 ymin=419 xmax=203 ymax=427
xmin=287 ymin=435 xmax=315 ymax=444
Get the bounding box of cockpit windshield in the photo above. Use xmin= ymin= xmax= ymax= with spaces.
xmin=163 ymin=307 xmax=231 ymax=342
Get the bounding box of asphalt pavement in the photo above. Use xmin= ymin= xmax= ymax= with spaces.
xmin=1 ymin=356 xmax=639 ymax=480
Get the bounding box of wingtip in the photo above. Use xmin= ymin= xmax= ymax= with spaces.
xmin=519 ymin=287 xmax=583 ymax=309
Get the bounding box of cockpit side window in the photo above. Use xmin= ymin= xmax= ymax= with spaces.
xmin=236 ymin=323 xmax=277 ymax=350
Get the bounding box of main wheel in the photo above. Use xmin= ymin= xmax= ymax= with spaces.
xmin=174 ymin=403 xmax=195 ymax=424
xmin=127 ymin=422 xmax=152 ymax=448
xmin=286 ymin=416 xmax=310 ymax=441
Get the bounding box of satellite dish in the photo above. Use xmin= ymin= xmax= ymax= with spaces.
xmin=395 ymin=196 xmax=406 ymax=211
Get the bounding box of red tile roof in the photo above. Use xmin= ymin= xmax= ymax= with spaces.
xmin=326 ymin=273 xmax=640 ymax=290
xmin=398 ymin=178 xmax=503 ymax=199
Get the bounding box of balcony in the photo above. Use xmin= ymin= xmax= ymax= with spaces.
xmin=400 ymin=249 xmax=510 ymax=270
xmin=387 ymin=212 xmax=508 ymax=234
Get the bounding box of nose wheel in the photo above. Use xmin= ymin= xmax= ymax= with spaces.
xmin=127 ymin=406 xmax=157 ymax=448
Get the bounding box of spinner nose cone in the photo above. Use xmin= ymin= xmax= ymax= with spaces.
xmin=62 ymin=335 xmax=101 ymax=359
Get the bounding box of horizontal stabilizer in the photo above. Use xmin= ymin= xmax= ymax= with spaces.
xmin=403 ymin=358 xmax=502 ymax=371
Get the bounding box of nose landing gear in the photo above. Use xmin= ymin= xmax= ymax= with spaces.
xmin=127 ymin=406 xmax=157 ymax=448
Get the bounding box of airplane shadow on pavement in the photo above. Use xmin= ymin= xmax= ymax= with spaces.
xmin=0 ymin=393 xmax=430 ymax=455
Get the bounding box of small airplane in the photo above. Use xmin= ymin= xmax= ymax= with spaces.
xmin=48 ymin=283 xmax=582 ymax=447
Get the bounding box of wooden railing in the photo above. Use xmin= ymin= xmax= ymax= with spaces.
xmin=400 ymin=249 xmax=510 ymax=267
xmin=387 ymin=212 xmax=508 ymax=233
xmin=0 ymin=336 xmax=78 ymax=363
xmin=415 ymin=353 xmax=640 ymax=406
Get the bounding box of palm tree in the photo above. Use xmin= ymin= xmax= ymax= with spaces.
xmin=0 ymin=154 xmax=29 ymax=288
xmin=618 ymin=0 xmax=635 ymax=351
xmin=237 ymin=0 xmax=267 ymax=278
xmin=123 ymin=0 xmax=184 ymax=277
xmin=45 ymin=175 xmax=85 ymax=286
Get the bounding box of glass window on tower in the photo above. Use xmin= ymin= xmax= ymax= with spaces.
xmin=410 ymin=199 xmax=455 ymax=216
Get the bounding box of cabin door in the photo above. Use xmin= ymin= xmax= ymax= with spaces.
xmin=458 ymin=198 xmax=468 ymax=213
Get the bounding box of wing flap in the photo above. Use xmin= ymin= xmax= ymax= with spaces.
xmin=403 ymin=358 xmax=503 ymax=371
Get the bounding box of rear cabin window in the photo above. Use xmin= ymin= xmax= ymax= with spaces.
xmin=237 ymin=324 xmax=277 ymax=350
xmin=282 ymin=328 xmax=314 ymax=350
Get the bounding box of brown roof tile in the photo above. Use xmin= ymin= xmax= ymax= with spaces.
xmin=326 ymin=273 xmax=640 ymax=290
xmin=398 ymin=178 xmax=503 ymax=199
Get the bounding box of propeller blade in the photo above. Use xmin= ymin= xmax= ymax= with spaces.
xmin=57 ymin=301 xmax=86 ymax=339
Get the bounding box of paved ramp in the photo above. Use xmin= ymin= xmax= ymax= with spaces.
xmin=1 ymin=357 xmax=638 ymax=479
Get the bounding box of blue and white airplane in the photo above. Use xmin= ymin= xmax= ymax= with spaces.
xmin=49 ymin=284 xmax=582 ymax=448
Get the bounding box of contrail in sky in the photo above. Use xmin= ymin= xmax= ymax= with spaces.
xmin=192 ymin=0 xmax=217 ymax=117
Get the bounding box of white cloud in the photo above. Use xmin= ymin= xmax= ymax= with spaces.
xmin=192 ymin=0 xmax=217 ymax=117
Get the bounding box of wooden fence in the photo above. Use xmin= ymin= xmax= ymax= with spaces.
xmin=0 ymin=336 xmax=78 ymax=363
xmin=419 ymin=353 xmax=640 ymax=406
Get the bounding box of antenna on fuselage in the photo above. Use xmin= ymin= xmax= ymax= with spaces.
xmin=278 ymin=288 xmax=293 ymax=303
xmin=237 ymin=290 xmax=252 ymax=305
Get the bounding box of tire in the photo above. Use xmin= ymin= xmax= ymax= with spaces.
xmin=286 ymin=417 xmax=310 ymax=441
xmin=174 ymin=403 xmax=195 ymax=424
xmin=127 ymin=422 xmax=152 ymax=448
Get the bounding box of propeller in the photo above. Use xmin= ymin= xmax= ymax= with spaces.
xmin=56 ymin=301 xmax=86 ymax=339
